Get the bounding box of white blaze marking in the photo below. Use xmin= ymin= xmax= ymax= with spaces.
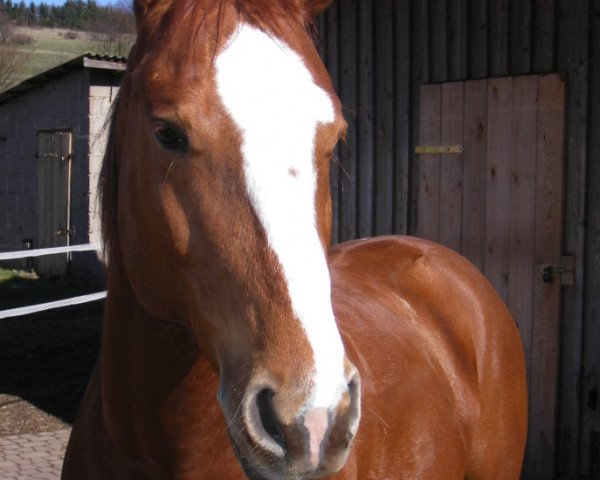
xmin=304 ymin=408 xmax=328 ymax=467
xmin=215 ymin=24 xmax=346 ymax=409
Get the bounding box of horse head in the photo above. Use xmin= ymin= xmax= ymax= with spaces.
xmin=102 ymin=0 xmax=360 ymax=477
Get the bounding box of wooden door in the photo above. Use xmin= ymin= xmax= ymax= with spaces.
xmin=36 ymin=131 xmax=73 ymax=277
xmin=417 ymin=74 xmax=566 ymax=480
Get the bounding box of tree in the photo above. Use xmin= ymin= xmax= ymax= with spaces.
xmin=5 ymin=0 xmax=13 ymax=19
xmin=88 ymin=3 xmax=135 ymax=57
xmin=14 ymin=0 xmax=26 ymax=23
xmin=28 ymin=2 xmax=36 ymax=25
xmin=85 ymin=0 xmax=98 ymax=22
xmin=38 ymin=2 xmax=49 ymax=25
xmin=50 ymin=5 xmax=61 ymax=26
xmin=0 ymin=17 xmax=28 ymax=91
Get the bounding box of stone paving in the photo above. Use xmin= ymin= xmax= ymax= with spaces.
xmin=0 ymin=429 xmax=70 ymax=480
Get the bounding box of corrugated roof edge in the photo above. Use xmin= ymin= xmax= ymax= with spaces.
xmin=0 ymin=53 xmax=127 ymax=105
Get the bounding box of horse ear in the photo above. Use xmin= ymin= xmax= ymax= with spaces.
xmin=301 ymin=0 xmax=333 ymax=18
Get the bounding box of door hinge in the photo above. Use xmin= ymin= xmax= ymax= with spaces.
xmin=415 ymin=145 xmax=464 ymax=154
xmin=55 ymin=228 xmax=73 ymax=237
xmin=542 ymin=255 xmax=575 ymax=285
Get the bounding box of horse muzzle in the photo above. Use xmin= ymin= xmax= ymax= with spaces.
xmin=225 ymin=370 xmax=361 ymax=480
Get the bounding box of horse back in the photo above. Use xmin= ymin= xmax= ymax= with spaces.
xmin=328 ymin=236 xmax=527 ymax=480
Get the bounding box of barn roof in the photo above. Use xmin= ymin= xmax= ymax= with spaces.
xmin=0 ymin=54 xmax=127 ymax=105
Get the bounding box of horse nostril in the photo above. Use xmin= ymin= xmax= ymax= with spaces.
xmin=348 ymin=375 xmax=358 ymax=396
xmin=256 ymin=388 xmax=286 ymax=450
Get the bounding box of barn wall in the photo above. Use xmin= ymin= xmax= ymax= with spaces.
xmin=0 ymin=70 xmax=89 ymax=260
xmin=87 ymin=69 xmax=121 ymax=246
xmin=317 ymin=1 xmax=598 ymax=479
xmin=0 ymin=66 xmax=121 ymax=278
xmin=583 ymin=2 xmax=600 ymax=479
xmin=68 ymin=68 xmax=121 ymax=276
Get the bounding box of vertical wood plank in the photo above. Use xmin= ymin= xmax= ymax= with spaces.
xmin=37 ymin=133 xmax=52 ymax=275
xmin=60 ymin=132 xmax=72 ymax=246
xmin=468 ymin=0 xmax=488 ymax=79
xmin=59 ymin=133 xmax=71 ymax=274
xmin=511 ymin=0 xmax=533 ymax=75
xmin=392 ymin=0 xmax=411 ymax=234
xmin=556 ymin=0 xmax=589 ymax=476
xmin=417 ymin=84 xmax=441 ymax=241
xmin=582 ymin=2 xmax=600 ymax=479
xmin=461 ymin=79 xmax=488 ymax=270
xmin=338 ymin=0 xmax=358 ymax=242
xmin=35 ymin=132 xmax=71 ymax=276
xmin=413 ymin=0 xmax=430 ymax=87
xmin=484 ymin=77 xmax=512 ymax=301
xmin=489 ymin=0 xmax=510 ymax=77
xmin=46 ymin=136 xmax=55 ymax=272
xmin=316 ymin=12 xmax=326 ymax=57
xmin=526 ymin=73 xmax=565 ymax=480
xmin=51 ymin=134 xmax=63 ymax=275
xmin=438 ymin=82 xmax=464 ymax=252
xmin=428 ymin=0 xmax=447 ymax=83
xmin=373 ymin=0 xmax=394 ymax=235
xmin=507 ymin=75 xmax=538 ymax=394
xmin=408 ymin=0 xmax=430 ymax=234
xmin=532 ymin=0 xmax=557 ymax=72
xmin=324 ymin=3 xmax=340 ymax=244
xmin=356 ymin=0 xmax=374 ymax=238
xmin=46 ymin=135 xmax=58 ymax=276
xmin=448 ymin=0 xmax=468 ymax=80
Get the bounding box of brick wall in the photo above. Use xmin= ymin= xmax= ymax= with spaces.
xmin=0 ymin=66 xmax=122 ymax=276
xmin=87 ymin=69 xmax=121 ymax=246
xmin=71 ymin=69 xmax=121 ymax=276
xmin=0 ymin=71 xmax=89 ymax=266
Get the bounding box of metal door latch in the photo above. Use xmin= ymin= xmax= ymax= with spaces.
xmin=543 ymin=265 xmax=566 ymax=283
xmin=542 ymin=255 xmax=575 ymax=285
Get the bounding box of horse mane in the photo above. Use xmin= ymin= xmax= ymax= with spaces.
xmin=99 ymin=0 xmax=315 ymax=261
xmin=98 ymin=91 xmax=122 ymax=260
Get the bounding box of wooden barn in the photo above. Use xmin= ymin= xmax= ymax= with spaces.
xmin=315 ymin=1 xmax=599 ymax=479
xmin=0 ymin=54 xmax=124 ymax=277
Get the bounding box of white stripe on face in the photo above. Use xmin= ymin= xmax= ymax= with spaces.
xmin=215 ymin=24 xmax=346 ymax=410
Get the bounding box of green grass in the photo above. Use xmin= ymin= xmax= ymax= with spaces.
xmin=0 ymin=267 xmax=38 ymax=283
xmin=10 ymin=26 xmax=100 ymax=86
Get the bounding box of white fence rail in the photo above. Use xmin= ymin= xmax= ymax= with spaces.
xmin=0 ymin=243 xmax=106 ymax=319
xmin=0 ymin=243 xmax=102 ymax=261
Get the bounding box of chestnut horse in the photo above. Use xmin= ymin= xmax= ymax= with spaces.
xmin=62 ymin=0 xmax=527 ymax=478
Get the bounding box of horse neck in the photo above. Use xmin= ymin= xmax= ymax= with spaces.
xmin=99 ymin=247 xmax=210 ymax=453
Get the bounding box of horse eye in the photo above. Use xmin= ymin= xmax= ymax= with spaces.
xmin=154 ymin=126 xmax=188 ymax=152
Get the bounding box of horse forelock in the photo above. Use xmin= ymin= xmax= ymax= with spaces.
xmin=136 ymin=0 xmax=313 ymax=52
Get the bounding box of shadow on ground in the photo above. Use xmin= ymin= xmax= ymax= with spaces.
xmin=0 ymin=274 xmax=104 ymax=435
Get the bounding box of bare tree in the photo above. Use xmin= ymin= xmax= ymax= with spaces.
xmin=88 ymin=4 xmax=135 ymax=58
xmin=0 ymin=18 xmax=28 ymax=92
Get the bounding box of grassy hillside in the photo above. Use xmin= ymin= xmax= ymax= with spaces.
xmin=9 ymin=26 xmax=128 ymax=88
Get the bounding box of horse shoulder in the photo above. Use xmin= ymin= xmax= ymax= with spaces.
xmin=328 ymin=235 xmax=526 ymax=479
